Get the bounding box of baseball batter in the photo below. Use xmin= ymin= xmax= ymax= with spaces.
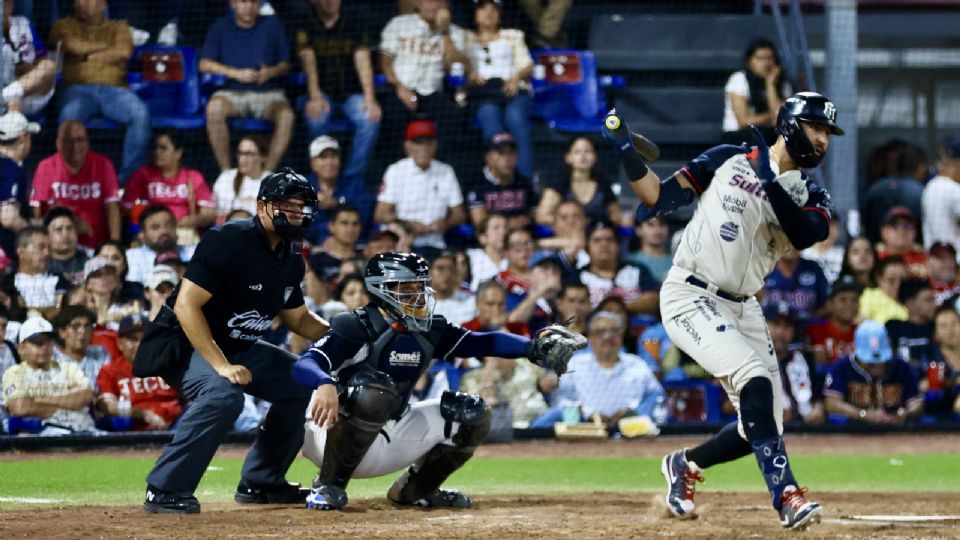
xmin=603 ymin=92 xmax=842 ymax=530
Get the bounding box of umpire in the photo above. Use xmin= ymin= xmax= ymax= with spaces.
xmin=141 ymin=168 xmax=329 ymax=514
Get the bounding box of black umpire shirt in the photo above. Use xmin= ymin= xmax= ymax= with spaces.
xmin=167 ymin=218 xmax=306 ymax=355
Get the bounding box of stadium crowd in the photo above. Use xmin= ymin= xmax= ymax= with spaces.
xmin=1 ymin=0 xmax=959 ymax=438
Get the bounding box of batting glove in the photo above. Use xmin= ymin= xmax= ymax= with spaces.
xmin=748 ymin=125 xmax=776 ymax=186
xmin=602 ymin=108 xmax=634 ymax=155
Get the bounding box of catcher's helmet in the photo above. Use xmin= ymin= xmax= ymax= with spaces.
xmin=776 ymin=92 xmax=844 ymax=169
xmin=364 ymin=252 xmax=436 ymax=332
xmin=258 ymin=167 xmax=318 ymax=245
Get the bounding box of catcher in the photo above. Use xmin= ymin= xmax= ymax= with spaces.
xmin=292 ymin=252 xmax=585 ymax=510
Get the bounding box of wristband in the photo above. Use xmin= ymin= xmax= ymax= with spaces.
xmin=621 ymin=150 xmax=650 ymax=182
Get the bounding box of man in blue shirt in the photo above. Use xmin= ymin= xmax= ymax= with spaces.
xmin=0 ymin=111 xmax=37 ymax=261
xmin=201 ymin=0 xmax=292 ymax=173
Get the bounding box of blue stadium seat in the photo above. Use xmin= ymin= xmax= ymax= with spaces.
xmin=135 ymin=45 xmax=205 ymax=129
xmin=531 ymin=49 xmax=614 ymax=134
xmin=83 ymin=46 xmax=205 ymax=131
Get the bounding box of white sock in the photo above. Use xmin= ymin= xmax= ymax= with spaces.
xmin=2 ymin=81 xmax=23 ymax=102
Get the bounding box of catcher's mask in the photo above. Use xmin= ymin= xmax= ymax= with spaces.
xmin=776 ymin=92 xmax=844 ymax=169
xmin=258 ymin=167 xmax=318 ymax=247
xmin=365 ymin=252 xmax=436 ymax=332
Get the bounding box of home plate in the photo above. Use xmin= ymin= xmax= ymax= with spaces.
xmin=846 ymin=515 xmax=960 ymax=523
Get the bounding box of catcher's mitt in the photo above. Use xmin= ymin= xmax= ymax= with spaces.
xmin=528 ymin=324 xmax=587 ymax=375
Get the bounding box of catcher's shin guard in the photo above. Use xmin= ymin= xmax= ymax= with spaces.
xmin=388 ymin=392 xmax=491 ymax=505
xmin=316 ymin=371 xmax=402 ymax=489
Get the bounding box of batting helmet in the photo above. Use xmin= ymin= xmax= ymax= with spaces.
xmin=364 ymin=252 xmax=436 ymax=332
xmin=776 ymin=92 xmax=845 ymax=169
xmin=258 ymin=167 xmax=318 ymax=244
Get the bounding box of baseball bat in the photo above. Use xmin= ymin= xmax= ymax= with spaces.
xmin=604 ymin=115 xmax=661 ymax=162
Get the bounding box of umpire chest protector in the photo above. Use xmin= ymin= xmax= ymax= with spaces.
xmin=331 ymin=306 xmax=448 ymax=405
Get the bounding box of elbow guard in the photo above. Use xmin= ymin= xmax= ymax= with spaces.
xmin=637 ymin=175 xmax=694 ymax=222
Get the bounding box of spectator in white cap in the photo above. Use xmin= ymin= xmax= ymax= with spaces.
xmin=144 ymin=264 xmax=179 ymax=321
xmin=1 ymin=0 xmax=57 ymax=115
xmin=0 ymin=111 xmax=39 ymax=257
xmin=14 ymin=226 xmax=71 ymax=319
xmin=1 ymin=316 xmax=96 ymax=435
xmin=304 ymin=135 xmax=373 ymax=245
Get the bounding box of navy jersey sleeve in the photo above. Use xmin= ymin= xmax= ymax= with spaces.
xmin=292 ymin=330 xmax=366 ymax=387
xmin=764 ymin=179 xmax=832 ymax=250
xmin=183 ymin=228 xmax=232 ymax=293
xmin=678 ymin=144 xmax=745 ymax=194
xmin=434 ymin=317 xmax=472 ymax=360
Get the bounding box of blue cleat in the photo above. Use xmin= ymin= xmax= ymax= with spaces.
xmin=661 ymin=450 xmax=703 ymax=519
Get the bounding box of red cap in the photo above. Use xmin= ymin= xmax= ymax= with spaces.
xmin=405 ymin=119 xmax=437 ymax=141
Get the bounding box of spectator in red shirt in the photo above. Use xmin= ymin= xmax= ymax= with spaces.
xmin=96 ymin=314 xmax=182 ymax=430
xmin=30 ymin=121 xmax=121 ymax=248
xmin=876 ymin=206 xmax=927 ymax=279
xmin=122 ymin=130 xmax=215 ymax=230
xmin=807 ymin=274 xmax=861 ymax=368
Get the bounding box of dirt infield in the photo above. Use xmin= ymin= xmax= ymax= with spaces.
xmin=0 ymin=492 xmax=957 ymax=539
xmin=1 ymin=434 xmax=958 ymax=539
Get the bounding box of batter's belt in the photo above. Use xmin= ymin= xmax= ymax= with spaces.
xmin=684 ymin=275 xmax=750 ymax=303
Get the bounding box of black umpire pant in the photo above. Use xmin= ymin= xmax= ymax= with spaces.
xmin=146 ymin=340 xmax=312 ymax=494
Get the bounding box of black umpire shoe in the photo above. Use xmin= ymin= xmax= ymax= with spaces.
xmin=144 ymin=486 xmax=201 ymax=514
xmin=234 ymin=481 xmax=310 ymax=504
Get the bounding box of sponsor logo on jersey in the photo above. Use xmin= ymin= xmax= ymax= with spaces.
xmin=677 ymin=316 xmax=702 ymax=345
xmin=798 ymin=272 xmax=816 ymax=286
xmin=719 ymin=221 xmax=739 ymax=242
xmin=248 ymin=283 xmax=263 ymax=291
xmin=283 ymin=286 xmax=294 ymax=303
xmin=388 ymin=350 xmax=422 ymax=366
xmin=728 ymin=174 xmax=768 ymax=200
xmin=721 ymin=194 xmax=747 ymax=214
xmin=227 ymin=310 xmax=272 ymax=340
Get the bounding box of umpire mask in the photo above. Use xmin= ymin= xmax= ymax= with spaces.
xmin=365 ymin=252 xmax=436 ymax=332
xmin=258 ymin=168 xmax=318 ymax=247
xmin=776 ymin=92 xmax=845 ymax=169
